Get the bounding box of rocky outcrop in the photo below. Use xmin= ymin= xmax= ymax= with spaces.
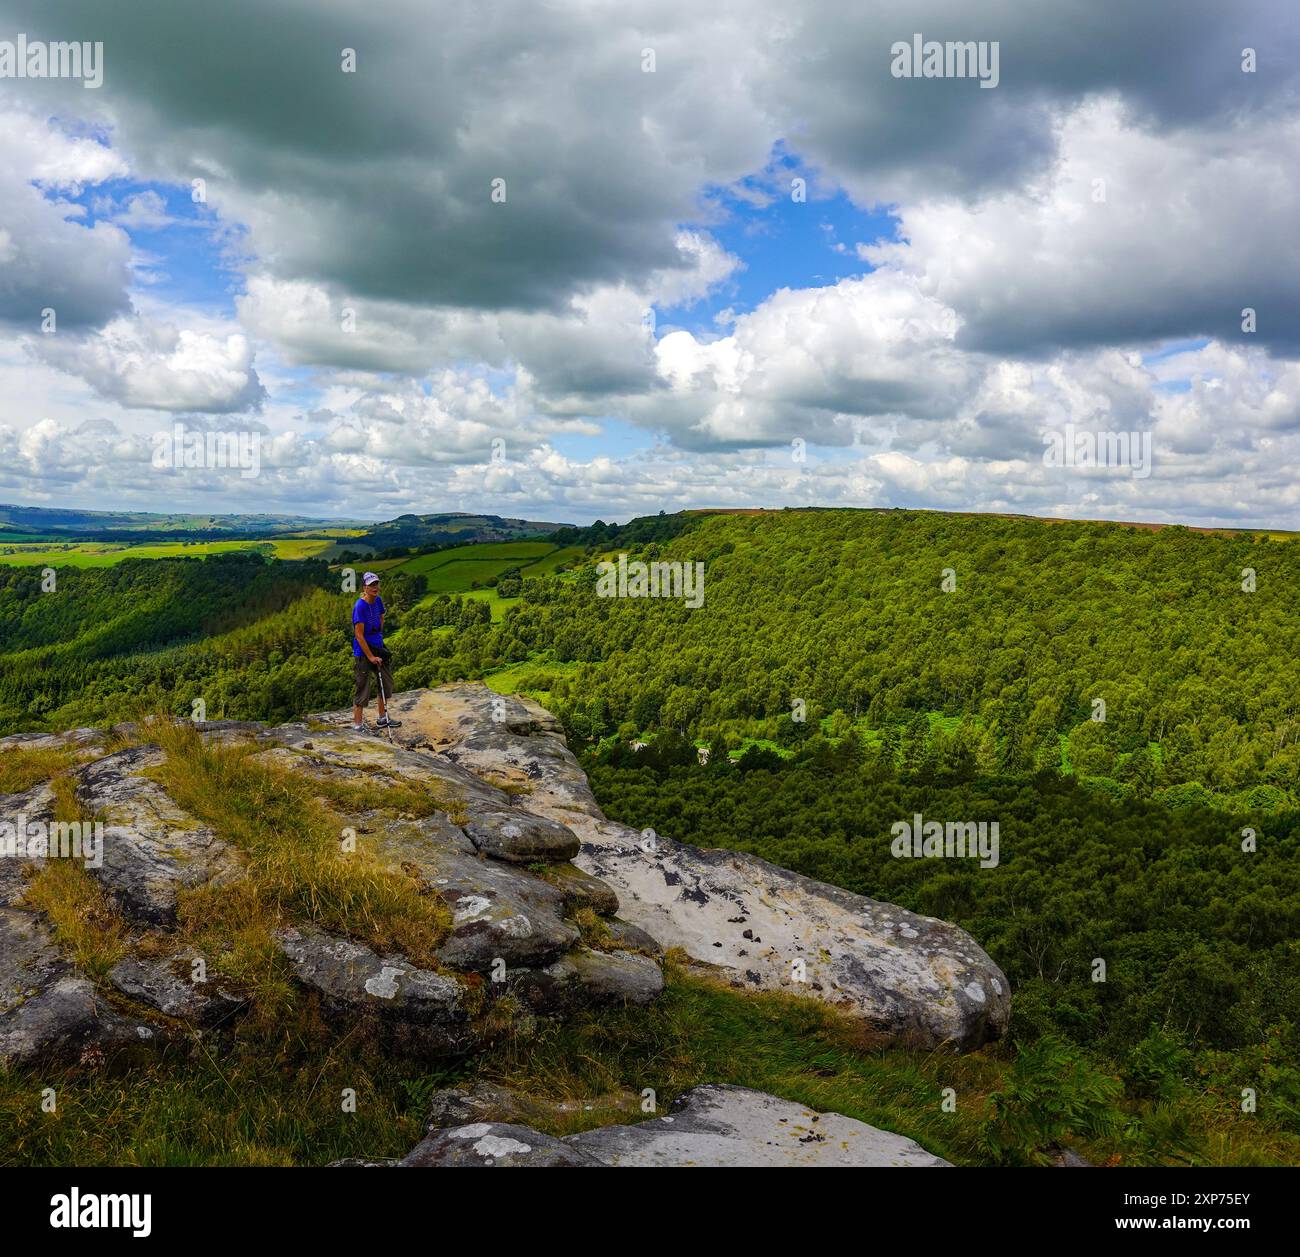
xmin=2 ymin=681 xmax=1007 ymax=1084
xmin=75 ymin=746 xmax=242 ymax=925
xmin=398 ymin=1084 xmax=951 ymax=1168
xmin=0 ymin=907 xmax=160 ymax=1068
xmin=0 ymin=780 xmax=54 ymax=908
xmin=421 ymin=1079 xmax=643 ymax=1131
xmin=344 ymin=684 xmax=1010 ymax=1051
xmin=403 ymin=1123 xmax=604 ymax=1167
xmin=0 ymin=706 xmax=661 ymax=1068
xmin=0 ymin=908 xmax=99 ymax=1067
xmin=569 ymin=1084 xmax=952 ymax=1167
xmin=107 ymin=952 xmax=245 ymax=1027
xmin=0 ymin=728 xmax=104 ymax=755
xmin=509 ymin=946 xmax=665 ymax=1015
xmin=276 ymin=924 xmax=474 ymax=1053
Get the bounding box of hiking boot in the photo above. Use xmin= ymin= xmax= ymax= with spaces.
xmin=351 ymin=722 xmax=368 ymax=734
xmin=376 ymin=715 xmax=402 ymax=729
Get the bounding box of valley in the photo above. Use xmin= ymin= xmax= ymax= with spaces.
xmin=2 ymin=505 xmax=1298 ymax=1167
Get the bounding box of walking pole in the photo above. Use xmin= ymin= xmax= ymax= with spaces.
xmin=374 ymin=658 xmax=395 ymax=744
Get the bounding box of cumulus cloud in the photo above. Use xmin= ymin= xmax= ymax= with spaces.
xmin=0 ymin=109 xmax=131 ymax=328
xmin=8 ymin=0 xmax=1292 ymax=318
xmin=30 ymin=316 xmax=265 ymax=413
xmin=757 ymin=0 xmax=1296 ymax=203
xmin=236 ymin=230 xmax=738 ymax=397
xmin=864 ymin=100 xmax=1300 ymax=355
xmin=0 ymin=0 xmax=774 ymax=314
xmin=0 ymin=0 xmax=1298 ymax=526
xmin=648 ymin=269 xmax=973 ymax=449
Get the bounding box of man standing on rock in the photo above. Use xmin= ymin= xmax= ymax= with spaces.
xmin=351 ymin=572 xmax=402 ymax=734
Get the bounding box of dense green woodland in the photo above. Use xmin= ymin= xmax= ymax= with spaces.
xmin=589 ymin=739 xmax=1300 ymax=1114
xmin=509 ymin=512 xmax=1300 ymax=802
xmin=3 ymin=509 xmax=1299 ymax=1139
xmin=0 ymin=556 xmax=424 ymax=730
xmin=14 ymin=509 xmax=1300 ymax=800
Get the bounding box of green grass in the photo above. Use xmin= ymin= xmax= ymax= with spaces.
xmin=0 ymin=1038 xmax=444 ymax=1167
xmin=145 ymin=720 xmax=456 ymax=981
xmin=272 ymin=528 xmax=367 ymax=540
xmin=396 ymin=542 xmax=583 ymax=621
xmin=483 ymin=657 xmax=584 ymax=695
xmin=421 ymin=559 xmax=521 ymax=592
xmin=333 ymin=555 xmax=406 ymax=572
xmin=411 ymin=586 xmax=513 ymax=622
xmin=2 ymin=962 xmax=1290 ymax=1166
xmin=463 ymin=588 xmax=512 ymax=621
xmin=727 ymin=737 xmax=792 ymax=761
xmin=0 ymin=746 xmax=74 ymax=792
xmin=516 ymin=545 xmax=581 ymax=576
xmin=397 ymin=541 xmax=579 ymax=587
xmin=0 ymin=539 xmax=333 ymax=566
xmin=396 ymin=541 xmax=556 ymax=579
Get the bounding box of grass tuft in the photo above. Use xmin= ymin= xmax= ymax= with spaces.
xmin=146 ymin=720 xmax=453 ymax=970
xmin=0 ymin=747 xmax=73 ymax=794
xmin=21 ymin=860 xmax=127 ymax=979
xmin=1 ymin=960 xmax=1294 ymax=1166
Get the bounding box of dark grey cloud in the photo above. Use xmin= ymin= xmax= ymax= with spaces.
xmin=1 ymin=0 xmax=1299 ymax=531
xmin=6 ymin=0 xmax=1294 ymax=329
xmin=765 ymin=0 xmax=1298 ymax=201
xmin=864 ymin=99 xmax=1300 ymax=357
xmin=0 ymin=0 xmax=773 ymax=313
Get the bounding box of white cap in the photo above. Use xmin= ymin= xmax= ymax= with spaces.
xmin=362 ymin=571 xmax=380 ymax=586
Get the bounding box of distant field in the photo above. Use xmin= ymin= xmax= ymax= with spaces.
xmin=421 ymin=560 xmax=515 ymax=592
xmin=517 ymin=546 xmax=582 ymax=577
xmin=271 ymin=527 xmax=368 ymax=540
xmin=317 ymin=540 xmax=378 ymax=560
xmin=0 ymin=538 xmax=334 ymax=567
xmin=397 ymin=541 xmax=581 ymax=620
xmin=397 ymin=540 xmax=557 ymax=578
xmin=483 ymin=657 xmax=584 ymax=695
xmin=0 ymin=530 xmax=56 ymax=544
xmin=456 ymin=588 xmax=511 ymax=621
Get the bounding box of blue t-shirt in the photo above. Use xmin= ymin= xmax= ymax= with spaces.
xmin=352 ymin=596 xmax=385 ymax=657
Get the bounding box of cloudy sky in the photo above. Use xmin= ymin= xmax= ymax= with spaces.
xmin=1 ymin=0 xmax=1298 ymax=526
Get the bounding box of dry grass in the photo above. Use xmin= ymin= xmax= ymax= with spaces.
xmin=306 ymin=768 xmax=468 ymax=826
xmin=145 ymin=720 xmax=453 ymax=971
xmin=1 ymin=949 xmax=1294 ymax=1166
xmin=18 ymin=760 xmax=127 ymax=979
xmin=0 ymin=746 xmax=72 ymax=793
xmin=479 ymin=770 xmax=533 ymax=802
xmin=572 ymin=906 xmax=615 ymax=951
xmin=21 ymin=860 xmax=127 ymax=979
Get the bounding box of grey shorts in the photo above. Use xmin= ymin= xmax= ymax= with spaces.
xmin=353 ymin=654 xmax=394 ymax=707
